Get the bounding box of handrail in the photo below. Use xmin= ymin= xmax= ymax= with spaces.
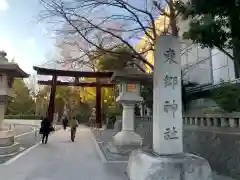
xmin=186 ymin=78 xmax=240 ymax=94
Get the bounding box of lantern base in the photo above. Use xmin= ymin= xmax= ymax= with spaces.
xmin=127 ymin=149 xmax=212 ymax=180
xmin=113 ymin=130 xmax=142 ymax=148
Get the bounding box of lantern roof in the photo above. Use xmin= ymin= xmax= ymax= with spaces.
xmin=0 ymin=51 xmax=29 ymax=78
xmin=111 ymin=67 xmax=152 ymax=83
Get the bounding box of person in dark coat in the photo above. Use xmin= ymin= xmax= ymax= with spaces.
xmin=62 ymin=116 xmax=68 ymax=130
xmin=40 ymin=117 xmax=51 ymax=144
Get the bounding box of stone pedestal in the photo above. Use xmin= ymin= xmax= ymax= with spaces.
xmin=113 ymin=92 xmax=143 ymax=149
xmin=113 ymin=129 xmax=142 ymax=147
xmin=113 ymin=103 xmax=142 ymax=148
xmin=0 ymin=131 xmax=20 ymax=163
xmin=0 ymin=99 xmax=20 ymax=163
xmin=127 ymin=150 xmax=212 ymax=180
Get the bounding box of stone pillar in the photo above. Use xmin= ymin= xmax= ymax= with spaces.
xmin=122 ymin=104 xmax=134 ymax=131
xmin=206 ymin=117 xmax=212 ymax=127
xmin=200 ymin=117 xmax=205 ymax=126
xmin=152 ymin=36 xmax=183 ymax=155
xmin=113 ymin=93 xmax=143 ymax=148
xmin=190 ymin=117 xmax=193 ymax=125
xmin=193 ymin=117 xmax=198 ymax=125
xmin=213 ymin=117 xmax=218 ymax=126
xmin=229 ymin=118 xmax=237 ymax=128
xmin=221 ymin=117 xmax=228 ymax=127
xmin=127 ymin=36 xmax=212 ymax=180
xmin=0 ymin=103 xmax=5 ymax=130
xmin=183 ymin=117 xmax=186 ymax=125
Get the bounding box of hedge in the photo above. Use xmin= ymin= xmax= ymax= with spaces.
xmin=4 ymin=115 xmax=42 ymax=120
xmin=212 ymin=84 xmax=240 ymax=113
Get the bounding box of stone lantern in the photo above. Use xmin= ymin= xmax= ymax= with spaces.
xmin=110 ymin=68 xmax=152 ymax=150
xmin=0 ymin=51 xmax=28 ymax=163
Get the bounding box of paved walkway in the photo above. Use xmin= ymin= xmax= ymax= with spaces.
xmin=0 ymin=125 xmax=236 ymax=180
xmin=0 ymin=126 xmax=126 ymax=180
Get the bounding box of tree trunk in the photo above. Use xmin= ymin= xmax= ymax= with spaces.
xmin=169 ymin=0 xmax=179 ymax=37
xmin=232 ymin=46 xmax=240 ymax=78
xmin=229 ymin=3 xmax=240 ymax=78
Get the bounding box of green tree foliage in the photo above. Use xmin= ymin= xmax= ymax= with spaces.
xmin=36 ymin=86 xmax=81 ymax=118
xmin=179 ymin=0 xmax=240 ymax=77
xmin=35 ymin=86 xmax=50 ymax=117
xmin=75 ymin=102 xmax=91 ymax=123
xmin=97 ymin=46 xmax=145 ymax=72
xmin=96 ymin=46 xmax=138 ymax=116
xmin=212 ymin=85 xmax=240 ymax=112
xmin=6 ymin=79 xmax=35 ymax=115
xmin=36 ymin=85 xmax=95 ymax=121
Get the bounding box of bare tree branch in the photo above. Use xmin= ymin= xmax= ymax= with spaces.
xmin=39 ymin=0 xmax=160 ymax=70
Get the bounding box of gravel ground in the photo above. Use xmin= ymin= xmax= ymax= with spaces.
xmin=91 ymin=128 xmax=236 ymax=180
xmin=91 ymin=129 xmax=130 ymax=161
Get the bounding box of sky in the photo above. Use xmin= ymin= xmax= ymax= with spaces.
xmin=0 ymin=0 xmax=56 ymax=74
xmin=0 ymin=0 xmax=155 ymax=76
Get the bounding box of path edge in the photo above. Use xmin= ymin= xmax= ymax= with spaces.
xmin=3 ymin=142 xmax=41 ymax=166
xmin=90 ymin=129 xmax=108 ymax=163
xmin=3 ymin=127 xmax=62 ymax=166
xmin=89 ymin=129 xmax=129 ymax=164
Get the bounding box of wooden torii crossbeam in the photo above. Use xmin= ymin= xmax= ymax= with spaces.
xmin=33 ymin=66 xmax=114 ymax=128
xmin=38 ymin=80 xmax=114 ymax=87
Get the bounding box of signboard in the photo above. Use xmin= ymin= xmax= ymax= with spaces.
xmin=127 ymin=84 xmax=137 ymax=92
xmin=153 ymin=35 xmax=183 ymax=155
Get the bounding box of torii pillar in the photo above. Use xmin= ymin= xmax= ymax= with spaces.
xmin=47 ymin=75 xmax=57 ymax=123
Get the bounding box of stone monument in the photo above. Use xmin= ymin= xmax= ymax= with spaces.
xmin=0 ymin=51 xmax=29 ymax=163
xmin=109 ymin=68 xmax=151 ymax=154
xmin=127 ymin=36 xmax=212 ymax=180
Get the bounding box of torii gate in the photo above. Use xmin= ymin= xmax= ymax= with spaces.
xmin=33 ymin=66 xmax=114 ymax=128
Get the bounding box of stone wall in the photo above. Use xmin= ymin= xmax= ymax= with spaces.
xmin=117 ymin=116 xmax=240 ymax=179
xmin=183 ymin=127 xmax=240 ymax=179
xmin=182 ymin=116 xmax=240 ymax=179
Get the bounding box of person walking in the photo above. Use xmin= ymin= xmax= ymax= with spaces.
xmin=40 ymin=117 xmax=51 ymax=144
xmin=62 ymin=116 xmax=68 ymax=130
xmin=70 ymin=116 xmax=79 ymax=142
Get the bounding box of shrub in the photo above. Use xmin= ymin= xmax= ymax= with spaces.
xmin=212 ymin=84 xmax=240 ymax=113
xmin=105 ymin=112 xmax=120 ymax=129
xmin=4 ymin=114 xmax=42 ymax=120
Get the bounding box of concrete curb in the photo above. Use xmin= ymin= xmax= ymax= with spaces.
xmin=90 ymin=129 xmax=107 ymax=163
xmin=3 ymin=142 xmax=41 ymax=166
xmin=15 ymin=128 xmax=39 ymax=138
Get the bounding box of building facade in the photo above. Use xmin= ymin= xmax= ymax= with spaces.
xmin=211 ymin=48 xmax=235 ymax=84
xmin=136 ymin=15 xmax=236 ymax=86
